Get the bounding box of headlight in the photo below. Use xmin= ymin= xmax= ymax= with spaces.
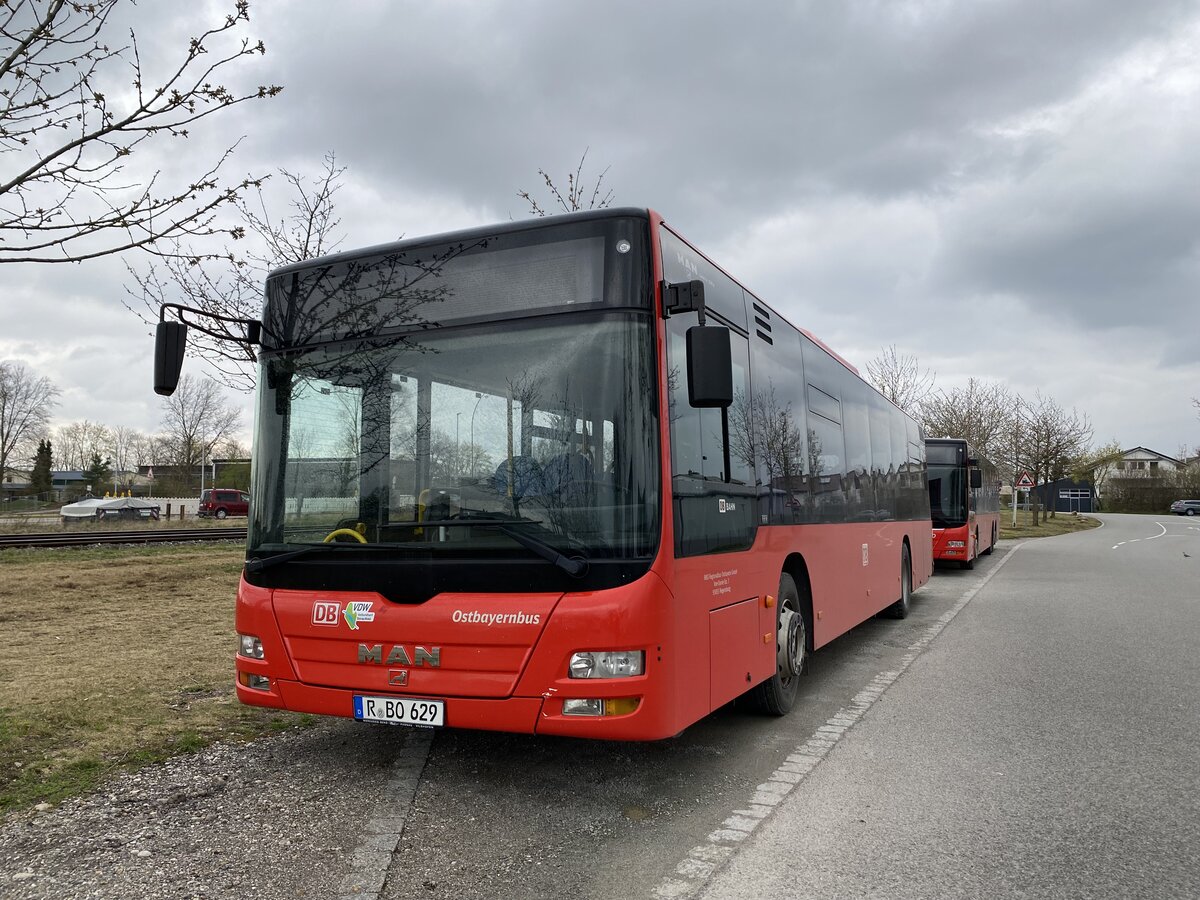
xmin=238 ymin=634 xmax=264 ymax=659
xmin=568 ymin=650 xmax=644 ymax=679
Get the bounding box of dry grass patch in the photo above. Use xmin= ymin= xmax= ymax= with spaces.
xmin=1000 ymin=509 xmax=1101 ymax=541
xmin=0 ymin=544 xmax=298 ymax=815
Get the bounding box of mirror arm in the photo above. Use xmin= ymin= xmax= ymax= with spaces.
xmin=662 ymin=280 xmax=707 ymax=325
xmin=159 ymin=302 xmax=269 ymax=346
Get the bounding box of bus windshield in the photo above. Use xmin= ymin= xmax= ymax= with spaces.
xmin=927 ymin=464 xmax=967 ymax=527
xmin=248 ymin=311 xmax=659 ymax=562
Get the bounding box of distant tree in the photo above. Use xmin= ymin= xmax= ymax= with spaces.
xmin=81 ymin=452 xmax=113 ymax=495
xmin=0 ymin=0 xmax=282 ymax=264
xmin=214 ymin=437 xmax=250 ymax=460
xmin=158 ymin=375 xmax=242 ymax=482
xmin=518 ymin=148 xmax=613 ymax=217
xmin=1021 ymin=392 xmax=1092 ymax=525
xmin=1070 ymin=439 xmax=1123 ymax=509
xmin=921 ymin=379 xmax=1015 ymax=461
xmin=125 ymin=152 xmax=347 ymax=392
xmin=0 ymin=361 xmax=59 ymax=487
xmin=108 ymin=425 xmax=144 ymax=477
xmin=215 ymin=461 xmax=250 ymax=491
xmin=29 ymin=438 xmax=52 ymax=497
xmin=866 ymin=345 xmax=935 ymax=416
xmin=54 ymin=419 xmax=113 ymax=471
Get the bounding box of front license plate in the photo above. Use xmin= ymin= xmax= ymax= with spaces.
xmin=354 ymin=695 xmax=445 ymax=727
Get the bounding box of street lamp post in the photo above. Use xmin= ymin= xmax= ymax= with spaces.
xmin=469 ymin=392 xmax=483 ymax=476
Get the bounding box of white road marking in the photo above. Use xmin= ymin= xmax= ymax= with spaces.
xmin=1144 ymin=523 xmax=1168 ymax=541
xmin=1113 ymin=522 xmax=1174 ymax=550
xmin=653 ymin=544 xmax=1026 ymax=899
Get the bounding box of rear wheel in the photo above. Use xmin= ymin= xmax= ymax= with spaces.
xmin=983 ymin=522 xmax=997 ymax=555
xmin=745 ymin=573 xmax=807 ymax=716
xmin=883 ymin=545 xmax=912 ymax=619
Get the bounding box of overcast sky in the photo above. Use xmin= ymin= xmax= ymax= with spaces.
xmin=3 ymin=0 xmax=1199 ymax=460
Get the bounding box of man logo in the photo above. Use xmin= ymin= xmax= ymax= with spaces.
xmin=312 ymin=601 xmax=340 ymax=627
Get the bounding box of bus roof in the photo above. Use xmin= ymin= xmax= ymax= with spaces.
xmin=266 ymin=207 xmax=654 ymax=280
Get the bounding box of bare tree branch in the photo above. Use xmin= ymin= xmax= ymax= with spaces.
xmin=0 ymin=0 xmax=282 ymax=263
xmin=124 ymin=152 xmax=347 ymax=392
xmin=0 ymin=359 xmax=59 ymax=480
xmin=865 ymin=345 xmax=935 ymax=415
xmin=517 ymin=148 xmax=613 ymax=217
xmin=921 ymin=378 xmax=1015 ymax=459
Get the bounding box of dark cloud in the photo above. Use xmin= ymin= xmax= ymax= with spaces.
xmin=3 ymin=0 xmax=1198 ymax=454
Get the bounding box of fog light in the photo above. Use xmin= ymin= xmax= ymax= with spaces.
xmin=568 ymin=650 xmax=644 ymax=679
xmin=563 ymin=698 xmax=603 ymax=716
xmin=561 ymin=697 xmax=641 ymax=717
xmin=238 ymin=671 xmax=270 ymax=691
xmin=238 ymin=634 xmax=264 ymax=659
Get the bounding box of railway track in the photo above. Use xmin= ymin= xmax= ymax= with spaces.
xmin=0 ymin=527 xmax=247 ymax=549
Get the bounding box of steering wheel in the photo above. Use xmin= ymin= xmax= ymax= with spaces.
xmin=323 ymin=527 xmax=368 ymax=544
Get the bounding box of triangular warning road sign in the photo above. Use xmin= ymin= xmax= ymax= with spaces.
xmin=1015 ymin=472 xmax=1035 ymax=488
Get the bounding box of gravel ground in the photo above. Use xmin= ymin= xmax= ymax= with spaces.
xmin=0 ymin=720 xmax=428 ymax=900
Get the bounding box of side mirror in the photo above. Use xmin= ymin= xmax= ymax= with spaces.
xmin=970 ymin=468 xmax=983 ymax=489
xmin=686 ymin=325 xmax=733 ymax=408
xmin=154 ymin=321 xmax=187 ymax=396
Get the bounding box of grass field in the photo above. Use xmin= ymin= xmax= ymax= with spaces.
xmin=0 ymin=543 xmax=297 ymax=816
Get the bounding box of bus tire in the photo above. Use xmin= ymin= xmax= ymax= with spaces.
xmin=746 ymin=572 xmax=807 ymax=716
xmin=883 ymin=545 xmax=912 ymax=619
xmin=983 ymin=523 xmax=996 ymax=555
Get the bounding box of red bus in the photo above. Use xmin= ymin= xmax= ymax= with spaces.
xmin=925 ymin=438 xmax=1000 ymax=568
xmin=155 ymin=207 xmax=933 ymax=740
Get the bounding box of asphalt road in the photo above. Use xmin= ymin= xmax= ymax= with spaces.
xmin=699 ymin=513 xmax=1200 ymax=899
xmin=5 ymin=514 xmax=1196 ymax=899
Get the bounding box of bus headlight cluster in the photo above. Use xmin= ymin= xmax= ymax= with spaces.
xmin=238 ymin=633 xmax=264 ymax=659
xmin=568 ymin=650 xmax=644 ymax=679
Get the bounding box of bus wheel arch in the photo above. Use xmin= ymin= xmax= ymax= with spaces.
xmin=745 ymin=558 xmax=812 ymax=716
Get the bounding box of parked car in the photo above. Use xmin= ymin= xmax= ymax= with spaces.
xmin=1169 ymin=499 xmax=1200 ymax=516
xmin=198 ymin=488 xmax=250 ymax=519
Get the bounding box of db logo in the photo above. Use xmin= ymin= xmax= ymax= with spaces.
xmin=312 ymin=601 xmax=340 ymax=627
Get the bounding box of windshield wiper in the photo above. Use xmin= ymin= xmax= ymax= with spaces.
xmin=245 ymin=542 xmax=365 ymax=574
xmin=419 ymin=515 xmax=589 ymax=577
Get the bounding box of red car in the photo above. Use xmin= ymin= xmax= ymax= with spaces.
xmin=198 ymin=488 xmax=250 ymax=519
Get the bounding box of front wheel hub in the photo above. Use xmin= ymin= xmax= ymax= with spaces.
xmin=777 ymin=607 xmax=804 ymax=680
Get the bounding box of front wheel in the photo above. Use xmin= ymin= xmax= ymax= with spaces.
xmin=962 ymin=529 xmax=977 ymax=570
xmin=215 ymin=508 xmax=228 ymax=520
xmin=745 ymin=573 xmax=808 ymax=716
